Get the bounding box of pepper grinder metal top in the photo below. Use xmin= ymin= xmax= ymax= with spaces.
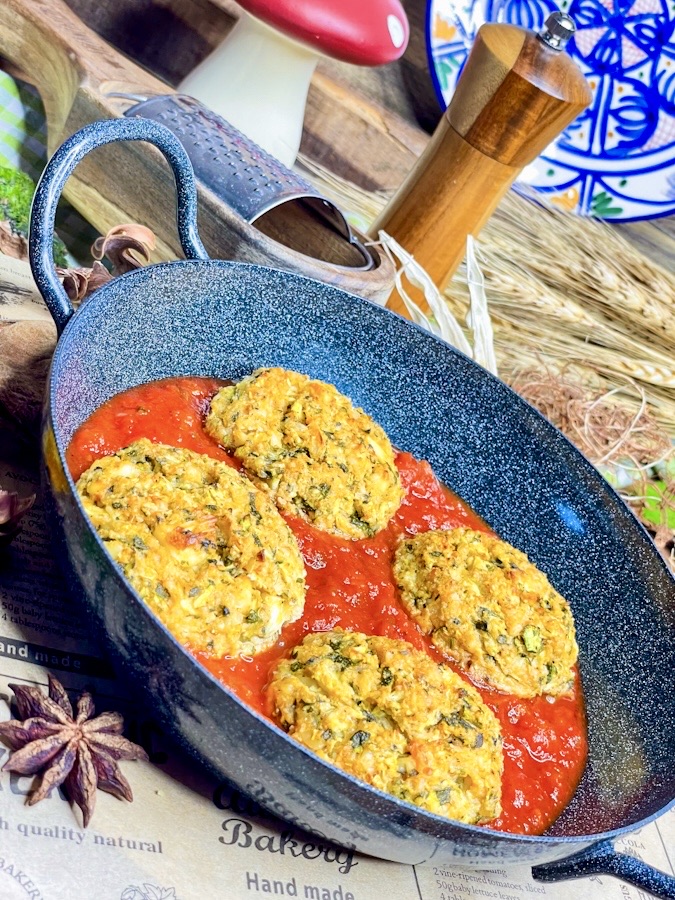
xmin=538 ymin=12 xmax=576 ymax=51
xmin=370 ymin=10 xmax=592 ymax=313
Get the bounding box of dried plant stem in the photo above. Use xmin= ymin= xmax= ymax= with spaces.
xmin=497 ymin=345 xmax=675 ymax=428
xmin=486 ymin=192 xmax=675 ymax=339
xmin=480 ymin=316 xmax=675 ymax=387
xmin=509 ymin=365 xmax=672 ymax=468
xmin=296 ymin=158 xmax=675 ymax=432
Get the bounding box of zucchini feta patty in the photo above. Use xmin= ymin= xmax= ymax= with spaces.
xmin=393 ymin=528 xmax=578 ymax=698
xmin=76 ymin=439 xmax=307 ymax=658
xmin=269 ymin=630 xmax=503 ymax=824
xmin=205 ymin=367 xmax=404 ymax=539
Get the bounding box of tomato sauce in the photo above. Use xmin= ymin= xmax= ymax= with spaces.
xmin=67 ymin=376 xmax=588 ymax=836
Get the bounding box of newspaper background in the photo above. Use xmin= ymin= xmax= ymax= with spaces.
xmin=0 ymin=394 xmax=674 ymax=900
xmin=0 ymin=255 xmax=52 ymax=322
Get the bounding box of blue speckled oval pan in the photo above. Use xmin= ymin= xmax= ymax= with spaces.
xmin=31 ymin=120 xmax=675 ymax=897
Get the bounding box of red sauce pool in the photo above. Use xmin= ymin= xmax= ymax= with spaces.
xmin=67 ymin=376 xmax=588 ymax=835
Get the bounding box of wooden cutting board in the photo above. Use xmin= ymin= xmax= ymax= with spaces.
xmin=0 ymin=0 xmax=416 ymax=303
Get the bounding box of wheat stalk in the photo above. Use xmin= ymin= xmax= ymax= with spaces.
xmin=295 ymin=156 xmax=675 ymax=431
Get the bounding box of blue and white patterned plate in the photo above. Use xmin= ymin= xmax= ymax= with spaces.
xmin=426 ymin=0 xmax=675 ymax=220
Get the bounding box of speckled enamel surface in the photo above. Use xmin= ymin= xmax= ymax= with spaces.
xmin=42 ymin=259 xmax=675 ymax=866
xmin=31 ymin=120 xmax=675 ymax=888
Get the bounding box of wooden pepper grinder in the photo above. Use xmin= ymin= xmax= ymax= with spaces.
xmin=370 ymin=12 xmax=592 ymax=313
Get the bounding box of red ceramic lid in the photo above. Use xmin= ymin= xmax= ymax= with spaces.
xmin=238 ymin=0 xmax=409 ymax=65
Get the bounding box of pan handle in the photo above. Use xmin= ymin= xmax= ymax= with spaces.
xmin=29 ymin=118 xmax=209 ymax=335
xmin=532 ymin=838 xmax=675 ymax=899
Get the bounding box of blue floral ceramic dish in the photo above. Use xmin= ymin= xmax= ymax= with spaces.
xmin=427 ymin=0 xmax=675 ymax=220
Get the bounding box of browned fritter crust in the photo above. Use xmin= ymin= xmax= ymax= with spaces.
xmin=393 ymin=527 xmax=578 ymax=697
xmin=204 ymin=368 xmax=404 ymax=539
xmin=269 ymin=630 xmax=503 ymax=824
xmin=76 ymin=438 xmax=307 ymax=658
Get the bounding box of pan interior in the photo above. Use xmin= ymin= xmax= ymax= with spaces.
xmin=49 ymin=260 xmax=675 ymax=840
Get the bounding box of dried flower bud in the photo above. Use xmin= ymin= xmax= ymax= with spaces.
xmin=57 ymin=261 xmax=112 ymax=303
xmin=0 ymin=489 xmax=35 ymax=547
xmin=91 ymin=223 xmax=156 ymax=275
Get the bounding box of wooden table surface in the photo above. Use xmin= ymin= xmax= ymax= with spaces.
xmin=51 ymin=0 xmax=672 ymax=272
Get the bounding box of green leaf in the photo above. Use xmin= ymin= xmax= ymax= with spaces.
xmin=0 ymin=164 xmax=68 ymax=265
xmin=640 ymin=482 xmax=675 ymax=529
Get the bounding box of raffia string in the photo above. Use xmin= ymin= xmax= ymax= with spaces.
xmin=509 ymin=366 xmax=672 ymax=472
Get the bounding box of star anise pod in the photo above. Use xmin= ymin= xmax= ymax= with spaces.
xmin=0 ymin=674 xmax=148 ymax=826
xmin=0 ymin=488 xmax=35 ymax=547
